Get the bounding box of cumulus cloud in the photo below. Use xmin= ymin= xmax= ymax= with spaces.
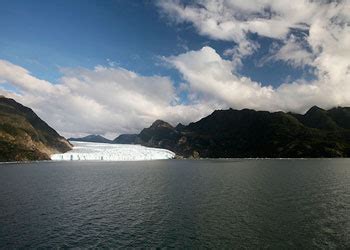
xmin=0 ymin=60 xmax=212 ymax=138
xmin=166 ymin=45 xmax=350 ymax=113
xmin=165 ymin=47 xmax=275 ymax=110
xmin=158 ymin=0 xmax=350 ymax=110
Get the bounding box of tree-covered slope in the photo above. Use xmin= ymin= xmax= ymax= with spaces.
xmin=115 ymin=107 xmax=350 ymax=158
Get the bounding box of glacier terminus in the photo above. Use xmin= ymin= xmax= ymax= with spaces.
xmin=51 ymin=141 xmax=175 ymax=161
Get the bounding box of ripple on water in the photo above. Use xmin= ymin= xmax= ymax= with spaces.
xmin=1 ymin=159 xmax=350 ymax=248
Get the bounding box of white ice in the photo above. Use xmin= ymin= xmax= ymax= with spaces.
xmin=51 ymin=141 xmax=175 ymax=161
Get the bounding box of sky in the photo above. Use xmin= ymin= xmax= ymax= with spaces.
xmin=0 ymin=0 xmax=349 ymax=138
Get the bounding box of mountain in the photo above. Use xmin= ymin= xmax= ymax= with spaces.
xmin=113 ymin=134 xmax=139 ymax=144
xmin=289 ymin=106 xmax=339 ymax=130
xmin=69 ymin=134 xmax=111 ymax=143
xmin=0 ymin=96 xmax=72 ymax=161
xmin=114 ymin=106 xmax=350 ymax=158
xmin=327 ymin=107 xmax=350 ymax=129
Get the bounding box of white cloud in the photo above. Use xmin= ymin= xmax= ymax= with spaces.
xmin=157 ymin=0 xmax=347 ymax=69
xmin=158 ymin=0 xmax=350 ymax=111
xmin=0 ymin=60 xmax=55 ymax=93
xmin=0 ymin=61 xmax=212 ymax=138
xmin=158 ymin=0 xmax=329 ymax=42
xmin=165 ymin=47 xmax=275 ymax=110
xmin=166 ymin=45 xmax=350 ymax=113
xmin=266 ymin=35 xmax=314 ymax=68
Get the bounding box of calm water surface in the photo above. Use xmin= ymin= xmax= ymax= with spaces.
xmin=1 ymin=159 xmax=350 ymax=248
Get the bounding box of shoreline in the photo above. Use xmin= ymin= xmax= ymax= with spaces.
xmin=0 ymin=157 xmax=348 ymax=165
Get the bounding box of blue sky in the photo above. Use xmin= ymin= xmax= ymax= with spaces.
xmin=0 ymin=0 xmax=348 ymax=137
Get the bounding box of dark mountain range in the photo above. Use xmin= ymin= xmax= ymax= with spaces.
xmin=114 ymin=106 xmax=350 ymax=158
xmin=0 ymin=96 xmax=72 ymax=161
xmin=113 ymin=134 xmax=139 ymax=144
xmin=69 ymin=134 xmax=111 ymax=143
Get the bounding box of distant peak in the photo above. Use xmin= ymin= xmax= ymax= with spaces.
xmin=175 ymin=122 xmax=185 ymax=128
xmin=306 ymin=105 xmax=325 ymax=114
xmin=86 ymin=134 xmax=101 ymax=138
xmin=150 ymin=120 xmax=173 ymax=129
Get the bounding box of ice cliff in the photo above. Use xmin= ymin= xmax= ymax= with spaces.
xmin=51 ymin=141 xmax=175 ymax=161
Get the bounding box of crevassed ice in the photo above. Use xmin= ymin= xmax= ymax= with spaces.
xmin=51 ymin=141 xmax=175 ymax=161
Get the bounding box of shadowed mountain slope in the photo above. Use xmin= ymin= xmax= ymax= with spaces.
xmin=0 ymin=96 xmax=72 ymax=161
xmin=114 ymin=107 xmax=350 ymax=158
xmin=69 ymin=134 xmax=111 ymax=143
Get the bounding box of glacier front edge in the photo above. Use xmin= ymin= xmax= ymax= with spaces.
xmin=51 ymin=141 xmax=175 ymax=161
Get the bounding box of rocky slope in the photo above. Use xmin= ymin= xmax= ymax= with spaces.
xmin=114 ymin=107 xmax=350 ymax=158
xmin=0 ymin=96 xmax=72 ymax=161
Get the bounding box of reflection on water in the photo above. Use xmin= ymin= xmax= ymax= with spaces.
xmin=1 ymin=159 xmax=350 ymax=248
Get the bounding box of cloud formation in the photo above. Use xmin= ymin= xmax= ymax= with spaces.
xmin=166 ymin=46 xmax=350 ymax=112
xmin=0 ymin=60 xmax=212 ymax=138
xmin=159 ymin=0 xmax=350 ymax=110
xmin=159 ymin=0 xmax=349 ymax=67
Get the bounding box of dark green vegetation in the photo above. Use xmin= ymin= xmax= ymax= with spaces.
xmin=116 ymin=106 xmax=350 ymax=158
xmin=113 ymin=134 xmax=139 ymax=144
xmin=0 ymin=96 xmax=72 ymax=161
xmin=69 ymin=134 xmax=111 ymax=143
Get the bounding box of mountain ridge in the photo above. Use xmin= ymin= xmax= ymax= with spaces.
xmin=69 ymin=134 xmax=112 ymax=143
xmin=113 ymin=106 xmax=350 ymax=158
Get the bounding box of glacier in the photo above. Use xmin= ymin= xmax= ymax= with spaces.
xmin=51 ymin=141 xmax=175 ymax=161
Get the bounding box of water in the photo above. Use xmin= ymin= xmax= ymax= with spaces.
xmin=1 ymin=159 xmax=350 ymax=248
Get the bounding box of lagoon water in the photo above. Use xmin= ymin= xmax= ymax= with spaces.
xmin=1 ymin=159 xmax=350 ymax=248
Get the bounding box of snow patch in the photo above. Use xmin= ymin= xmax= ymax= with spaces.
xmin=51 ymin=141 xmax=175 ymax=161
